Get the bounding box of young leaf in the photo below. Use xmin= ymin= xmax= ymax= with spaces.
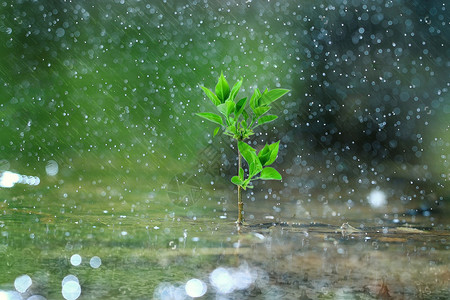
xmin=215 ymin=72 xmax=230 ymax=102
xmin=235 ymin=97 xmax=248 ymax=118
xmin=242 ymin=109 xmax=249 ymax=122
xmin=229 ymin=78 xmax=243 ymax=102
xmin=253 ymin=106 xmax=271 ymax=118
xmin=250 ymin=88 xmax=262 ymax=110
xmin=201 ymin=86 xmax=221 ymax=106
xmin=264 ymin=141 xmax=280 ymax=166
xmin=226 ymin=125 xmax=237 ymax=135
xmin=239 ymin=167 xmax=244 ymax=181
xmin=249 ymin=158 xmax=263 ymax=177
xmin=231 ymin=176 xmax=244 ymax=186
xmin=226 ymin=100 xmax=235 ymax=116
xmin=257 ymin=115 xmax=278 ymax=126
xmin=217 ymin=100 xmax=235 ymax=117
xmin=196 ymin=112 xmax=223 ymax=126
xmin=258 ymin=89 xmax=289 ymax=106
xmin=242 ymin=178 xmax=253 ymax=190
xmin=217 ymin=102 xmax=227 ymax=116
xmin=257 ymin=144 xmax=271 ymax=166
xmin=238 ymin=141 xmax=256 ymax=165
xmin=240 ymin=119 xmax=247 ymax=131
xmin=259 ymin=167 xmax=282 ymax=180
xmin=213 ymin=127 xmax=220 ymax=137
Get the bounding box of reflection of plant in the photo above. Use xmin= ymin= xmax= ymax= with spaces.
xmin=196 ymin=72 xmax=289 ymax=226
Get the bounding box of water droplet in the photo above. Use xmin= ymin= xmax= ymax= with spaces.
xmin=210 ymin=267 xmax=234 ymax=294
xmin=14 ymin=274 xmax=32 ymax=293
xmin=70 ymin=254 xmax=82 ymax=266
xmin=0 ymin=290 xmax=21 ymax=300
xmin=56 ymin=28 xmax=65 ymax=37
xmin=89 ymin=256 xmax=101 ymax=268
xmin=62 ymin=279 xmax=81 ymax=300
xmin=45 ymin=160 xmax=59 ymax=176
xmin=185 ymin=278 xmax=207 ymax=298
xmin=368 ymin=189 xmax=387 ymax=208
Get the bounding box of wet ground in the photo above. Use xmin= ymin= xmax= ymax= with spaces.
xmin=0 ymin=170 xmax=449 ymax=299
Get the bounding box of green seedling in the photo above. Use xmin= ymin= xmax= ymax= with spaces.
xmin=196 ymin=72 xmax=289 ymax=226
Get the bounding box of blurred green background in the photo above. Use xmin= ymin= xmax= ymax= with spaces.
xmin=0 ymin=0 xmax=448 ymax=202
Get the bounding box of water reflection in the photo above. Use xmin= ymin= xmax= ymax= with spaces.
xmin=367 ymin=189 xmax=387 ymax=208
xmin=0 ymin=171 xmax=40 ymax=188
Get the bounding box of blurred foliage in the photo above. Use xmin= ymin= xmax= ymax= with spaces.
xmin=0 ymin=0 xmax=448 ymax=197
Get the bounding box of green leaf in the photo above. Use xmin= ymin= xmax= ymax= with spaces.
xmin=217 ymin=100 xmax=235 ymax=117
xmin=257 ymin=144 xmax=271 ymax=166
xmin=250 ymin=88 xmax=262 ymax=109
xmin=200 ymin=86 xmax=221 ymax=106
xmin=259 ymin=167 xmax=282 ymax=180
xmin=229 ymin=78 xmax=243 ymax=101
xmin=196 ymin=112 xmax=223 ymax=126
xmin=226 ymin=100 xmax=235 ymax=116
xmin=231 ymin=176 xmax=244 ymax=186
xmin=265 ymin=141 xmax=280 ymax=166
xmin=239 ymin=167 xmax=244 ymax=181
xmin=253 ymin=106 xmax=271 ymax=117
xmin=226 ymin=125 xmax=237 ymax=135
xmin=258 ymin=89 xmax=289 ymax=106
xmin=238 ymin=141 xmax=256 ymax=165
xmin=213 ymin=127 xmax=220 ymax=137
xmin=242 ymin=178 xmax=253 ymax=190
xmin=240 ymin=119 xmax=247 ymax=131
xmin=215 ymin=72 xmax=230 ymax=102
xmin=242 ymin=109 xmax=249 ymax=122
xmin=257 ymin=115 xmax=278 ymax=126
xmin=249 ymin=158 xmax=263 ymax=177
xmin=217 ymin=103 xmax=227 ymax=116
xmin=235 ymin=97 xmax=248 ymax=118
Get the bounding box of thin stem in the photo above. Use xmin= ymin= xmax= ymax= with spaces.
xmin=237 ymin=140 xmax=244 ymax=226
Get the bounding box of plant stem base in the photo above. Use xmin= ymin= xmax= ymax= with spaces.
xmin=237 ymin=200 xmax=244 ymax=225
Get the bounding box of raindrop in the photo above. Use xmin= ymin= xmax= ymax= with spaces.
xmin=61 ymin=279 xmax=81 ymax=300
xmin=62 ymin=275 xmax=79 ymax=287
xmin=14 ymin=274 xmax=32 ymax=293
xmin=184 ymin=278 xmax=207 ymax=298
xmin=368 ymin=189 xmax=387 ymax=208
xmin=70 ymin=254 xmax=82 ymax=266
xmin=0 ymin=291 xmax=21 ymax=300
xmin=210 ymin=267 xmax=234 ymax=294
xmin=45 ymin=160 xmax=59 ymax=176
xmin=55 ymin=28 xmax=65 ymax=37
xmin=89 ymin=256 xmax=102 ymax=268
